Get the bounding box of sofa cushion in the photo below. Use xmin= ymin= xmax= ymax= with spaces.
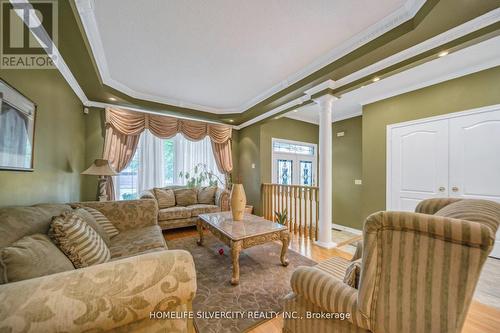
xmin=158 ymin=206 xmax=191 ymax=221
xmin=197 ymin=186 xmax=217 ymax=205
xmin=435 ymin=199 xmax=500 ymax=234
xmin=315 ymin=256 xmax=351 ymax=281
xmin=109 ymin=225 xmax=167 ymax=259
xmin=174 ymin=188 xmax=198 ymax=206
xmin=343 ymin=259 xmax=362 ymax=289
xmin=0 ymin=234 xmax=74 ymax=283
xmin=49 ymin=213 xmax=110 ymax=268
xmin=0 ymin=204 xmax=72 ymax=250
xmin=81 ymin=207 xmax=120 ymax=238
xmin=187 ymin=204 xmax=220 ymax=217
xmin=72 ymin=208 xmax=111 ymax=246
xmin=153 ymin=188 xmax=176 ymax=209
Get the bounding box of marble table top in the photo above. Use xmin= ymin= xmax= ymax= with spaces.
xmin=198 ymin=211 xmax=287 ymax=241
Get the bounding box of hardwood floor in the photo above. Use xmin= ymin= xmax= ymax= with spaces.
xmin=163 ymin=227 xmax=500 ymax=333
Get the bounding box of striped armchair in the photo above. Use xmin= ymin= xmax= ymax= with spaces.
xmin=284 ymin=198 xmax=500 ymax=333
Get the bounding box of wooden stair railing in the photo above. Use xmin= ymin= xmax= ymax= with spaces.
xmin=261 ymin=183 xmax=319 ymax=240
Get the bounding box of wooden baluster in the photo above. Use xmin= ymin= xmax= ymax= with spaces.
xmin=308 ymin=188 xmax=313 ymax=239
xmin=294 ymin=187 xmax=303 ymax=233
xmin=314 ymin=188 xmax=319 ymax=240
xmin=293 ymin=186 xmax=297 ymax=233
xmin=268 ymin=185 xmax=272 ymax=220
xmin=262 ymin=184 xmax=266 ymax=219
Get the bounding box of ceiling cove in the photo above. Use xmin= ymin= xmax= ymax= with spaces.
xmin=74 ymin=0 xmax=425 ymax=114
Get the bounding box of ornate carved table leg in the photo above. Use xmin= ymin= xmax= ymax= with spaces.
xmin=280 ymin=230 xmax=290 ymax=266
xmin=196 ymin=219 xmax=204 ymax=246
xmin=230 ymin=240 xmax=242 ymax=285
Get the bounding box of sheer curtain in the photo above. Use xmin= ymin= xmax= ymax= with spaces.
xmin=173 ymin=134 xmax=225 ymax=186
xmin=138 ymin=130 xmax=165 ymax=194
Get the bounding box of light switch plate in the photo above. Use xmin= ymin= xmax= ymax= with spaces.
xmin=354 ymin=179 xmax=362 ymax=185
xmin=251 ymin=163 xmax=255 ymax=169
xmin=337 ymin=132 xmax=345 ymax=137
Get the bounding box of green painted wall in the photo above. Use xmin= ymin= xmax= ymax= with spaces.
xmin=0 ymin=69 xmax=85 ymax=207
xmin=236 ymin=116 xmax=363 ymax=229
xmin=332 ymin=116 xmax=363 ymax=229
xmin=81 ymin=107 xmax=106 ymax=201
xmin=362 ymin=66 xmax=500 ymax=220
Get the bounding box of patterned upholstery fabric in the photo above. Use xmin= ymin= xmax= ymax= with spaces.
xmin=159 ymin=206 xmax=191 ymax=221
xmin=290 ymin=267 xmax=370 ymax=330
xmin=434 ymin=199 xmax=500 ymax=233
xmin=0 ymin=234 xmax=74 ymax=283
xmin=49 ymin=213 xmax=111 ymax=268
xmin=80 ymin=207 xmax=120 ymax=238
xmin=153 ymin=188 xmax=176 ymax=209
xmin=315 ymin=256 xmax=351 ymax=280
xmin=174 ymin=189 xmax=198 ymax=206
xmin=0 ymin=200 xmax=196 ymax=333
xmin=197 ymin=186 xmax=217 ymax=204
xmin=0 ymin=250 xmax=197 ymax=333
xmin=141 ymin=186 xmax=230 ymax=230
xmin=215 ymin=187 xmax=230 ymax=211
xmin=109 ymin=225 xmax=167 ymax=259
xmin=73 ymin=200 xmax=158 ymax=231
xmin=187 ymin=204 xmax=220 ymax=217
xmin=73 ymin=208 xmax=111 ymax=246
xmin=343 ymin=259 xmax=362 ymax=289
xmin=414 ymin=198 xmax=463 ymax=215
xmin=284 ymin=198 xmax=500 ymax=333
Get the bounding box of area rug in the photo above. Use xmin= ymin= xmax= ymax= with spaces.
xmin=167 ymin=234 xmax=316 ymax=333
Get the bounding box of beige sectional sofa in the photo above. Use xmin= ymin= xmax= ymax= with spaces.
xmin=0 ymin=200 xmax=197 ymax=333
xmin=141 ymin=185 xmax=230 ymax=230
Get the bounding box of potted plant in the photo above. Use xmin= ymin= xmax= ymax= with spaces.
xmin=275 ymin=209 xmax=289 ymax=226
xmin=179 ymin=163 xmax=223 ymax=188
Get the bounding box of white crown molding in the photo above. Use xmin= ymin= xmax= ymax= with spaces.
xmin=75 ymin=0 xmax=425 ymax=114
xmin=85 ymin=100 xmax=235 ymax=127
xmin=239 ymin=8 xmax=500 ymax=129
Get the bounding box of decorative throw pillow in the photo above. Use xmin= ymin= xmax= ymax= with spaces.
xmin=198 ymin=186 xmax=217 ymax=205
xmin=154 ymin=188 xmax=176 ymax=209
xmin=72 ymin=208 xmax=111 ymax=246
xmin=174 ymin=188 xmax=198 ymax=206
xmin=0 ymin=234 xmax=74 ymax=283
xmin=49 ymin=213 xmax=110 ymax=268
xmin=343 ymin=259 xmax=362 ymax=289
xmin=80 ymin=207 xmax=120 ymax=238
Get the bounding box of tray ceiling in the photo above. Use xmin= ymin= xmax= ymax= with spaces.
xmin=76 ymin=0 xmax=423 ymax=113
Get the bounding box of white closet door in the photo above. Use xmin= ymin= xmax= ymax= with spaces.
xmin=389 ymin=120 xmax=449 ymax=212
xmin=449 ymin=109 xmax=500 ymax=258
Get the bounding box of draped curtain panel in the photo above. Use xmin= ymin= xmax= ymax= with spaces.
xmin=103 ymin=107 xmax=233 ymax=199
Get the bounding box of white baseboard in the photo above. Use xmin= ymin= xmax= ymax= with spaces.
xmin=332 ymin=223 xmax=362 ymax=235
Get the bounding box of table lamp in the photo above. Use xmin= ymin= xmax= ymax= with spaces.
xmin=82 ymin=159 xmax=117 ymax=201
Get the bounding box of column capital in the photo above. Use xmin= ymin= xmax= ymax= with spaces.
xmin=313 ymin=93 xmax=338 ymax=106
xmin=304 ymin=79 xmax=340 ymax=102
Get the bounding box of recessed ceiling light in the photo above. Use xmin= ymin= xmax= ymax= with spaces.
xmin=372 ymin=77 xmax=380 ymax=82
xmin=228 ymin=119 xmax=234 ymax=123
xmin=109 ymin=97 xmax=117 ymax=101
xmin=438 ymin=50 xmax=449 ymax=57
xmin=360 ymin=85 xmax=365 ymax=89
xmin=292 ymin=110 xmax=298 ymax=113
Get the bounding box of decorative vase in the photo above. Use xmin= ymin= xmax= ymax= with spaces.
xmin=230 ymin=183 xmax=246 ymax=221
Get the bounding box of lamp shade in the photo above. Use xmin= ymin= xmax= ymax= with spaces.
xmin=82 ymin=159 xmax=117 ymax=176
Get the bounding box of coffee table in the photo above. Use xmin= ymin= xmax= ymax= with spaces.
xmin=197 ymin=211 xmax=290 ymax=285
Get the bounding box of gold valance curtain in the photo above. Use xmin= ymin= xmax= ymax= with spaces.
xmin=103 ymin=107 xmax=233 ymax=200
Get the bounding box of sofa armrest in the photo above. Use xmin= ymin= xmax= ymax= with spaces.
xmin=291 ymin=266 xmax=370 ymax=330
xmin=351 ymin=240 xmax=363 ymax=262
xmin=140 ymin=190 xmax=156 ymax=200
xmin=215 ymin=188 xmax=230 ymax=211
xmin=73 ymin=199 xmax=159 ymax=231
xmin=0 ymin=250 xmax=196 ymax=333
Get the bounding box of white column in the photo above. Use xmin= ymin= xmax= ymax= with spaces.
xmin=314 ymin=94 xmax=337 ymax=248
